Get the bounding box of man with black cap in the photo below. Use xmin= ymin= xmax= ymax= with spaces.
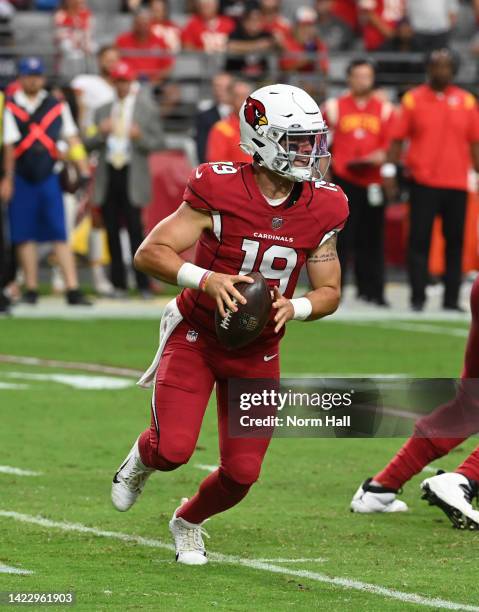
xmin=4 ymin=56 xmax=91 ymax=305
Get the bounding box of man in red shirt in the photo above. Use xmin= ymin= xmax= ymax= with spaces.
xmin=149 ymin=0 xmax=181 ymax=53
xmin=182 ymin=0 xmax=235 ymax=53
xmin=54 ymin=0 xmax=94 ymax=76
xmin=359 ymin=0 xmax=405 ymax=51
xmin=116 ymin=9 xmax=173 ymax=83
xmin=260 ymin=0 xmax=292 ymax=41
xmin=323 ymin=58 xmax=393 ymax=305
xmin=206 ymin=80 xmax=252 ymax=163
xmin=386 ymin=49 xmax=479 ymax=311
xmin=280 ymin=7 xmax=329 ymax=76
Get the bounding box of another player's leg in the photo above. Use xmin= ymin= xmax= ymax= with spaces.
xmin=352 ymin=277 xmax=479 ymax=513
xmin=420 ymin=447 xmax=479 ymax=529
xmin=112 ymin=323 xmax=215 ymax=512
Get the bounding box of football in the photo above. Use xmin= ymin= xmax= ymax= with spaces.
xmin=215 ymin=272 xmax=272 ymax=350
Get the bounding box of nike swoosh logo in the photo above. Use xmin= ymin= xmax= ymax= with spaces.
xmin=264 ymin=354 xmax=278 ymax=362
xmin=196 ymin=168 xmax=203 ymax=179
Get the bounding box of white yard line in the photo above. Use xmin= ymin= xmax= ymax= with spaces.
xmin=0 ymin=563 xmax=33 ymax=575
xmin=0 ymin=466 xmax=42 ymax=477
xmin=0 ymin=382 xmax=28 ymax=390
xmin=0 ymin=355 xmax=143 ymax=378
xmin=194 ymin=464 xmax=218 ymax=473
xmin=351 ymin=321 xmax=469 ymax=338
xmin=0 ymin=510 xmax=477 ymax=611
xmin=254 ymin=558 xmax=326 ymax=563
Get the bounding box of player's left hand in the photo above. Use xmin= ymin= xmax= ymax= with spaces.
xmin=272 ymin=286 xmax=294 ymax=333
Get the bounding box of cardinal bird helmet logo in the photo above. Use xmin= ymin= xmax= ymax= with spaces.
xmin=244 ymin=96 xmax=268 ymax=132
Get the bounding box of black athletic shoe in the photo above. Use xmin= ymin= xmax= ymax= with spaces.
xmin=443 ymin=304 xmax=466 ymax=313
xmin=66 ymin=289 xmax=92 ymax=306
xmin=411 ymin=301 xmax=424 ymax=312
xmin=0 ymin=291 xmax=10 ymax=314
xmin=21 ymin=290 xmax=39 ymax=305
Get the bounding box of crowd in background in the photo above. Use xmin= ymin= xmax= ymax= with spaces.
xmin=0 ymin=0 xmax=479 ymax=314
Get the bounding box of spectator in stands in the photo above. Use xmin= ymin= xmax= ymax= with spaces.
xmin=323 ymin=58 xmax=393 ymax=306
xmin=85 ymin=62 xmax=163 ymax=298
xmin=220 ymin=0 xmax=244 ymax=19
xmin=54 ymin=0 xmax=95 ymax=77
xmin=260 ymin=0 xmax=291 ymax=40
xmin=9 ymin=0 xmax=32 ymax=9
xmin=0 ymin=1 xmax=17 ymax=89
xmin=4 ymin=57 xmax=91 ymax=305
xmin=116 ymin=9 xmax=174 ymax=84
xmin=375 ymin=18 xmax=424 ymax=91
xmin=226 ymin=4 xmax=277 ymax=79
xmin=195 ymin=71 xmax=232 ymax=163
xmin=149 ymin=0 xmax=181 ymax=53
xmin=281 ymin=7 xmax=329 ymax=76
xmin=182 ymin=0 xmax=235 ymax=53
xmin=0 ymin=89 xmax=14 ymax=314
xmin=315 ymin=0 xmax=354 ymax=51
xmin=407 ymin=0 xmax=459 ymax=52
xmin=359 ymin=0 xmax=406 ymax=51
xmin=123 ymin=0 xmax=145 ymax=11
xmin=385 ymin=49 xmax=479 ymax=312
xmin=206 ymin=79 xmax=252 ymax=163
xmin=330 ymin=0 xmax=359 ymax=32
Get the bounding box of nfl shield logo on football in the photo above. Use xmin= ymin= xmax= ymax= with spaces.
xmin=186 ymin=329 xmax=199 ymax=343
xmin=272 ymin=217 xmax=283 ymax=230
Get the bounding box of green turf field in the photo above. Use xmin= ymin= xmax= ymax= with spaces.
xmin=1 ymin=317 xmax=478 ymax=611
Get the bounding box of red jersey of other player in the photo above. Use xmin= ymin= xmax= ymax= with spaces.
xmin=149 ymin=0 xmax=181 ymax=53
xmin=111 ymin=84 xmax=348 ymax=565
xmin=359 ymin=0 xmax=405 ymax=51
xmin=182 ymin=0 xmax=235 ymax=53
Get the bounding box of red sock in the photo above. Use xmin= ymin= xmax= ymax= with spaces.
xmin=375 ymin=436 xmax=465 ymax=490
xmin=177 ymin=469 xmax=251 ymax=524
xmin=456 ymin=446 xmax=479 ymax=482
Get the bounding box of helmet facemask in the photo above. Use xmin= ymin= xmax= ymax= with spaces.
xmin=264 ymin=126 xmax=331 ymax=183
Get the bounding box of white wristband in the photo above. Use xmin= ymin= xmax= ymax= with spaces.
xmin=291 ymin=297 xmax=313 ymax=321
xmin=380 ymin=163 xmax=397 ymax=178
xmin=177 ymin=262 xmax=210 ymax=289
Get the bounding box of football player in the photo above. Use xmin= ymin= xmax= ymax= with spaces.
xmin=351 ymin=276 xmax=479 ymax=530
xmin=111 ymin=84 xmax=349 ymax=564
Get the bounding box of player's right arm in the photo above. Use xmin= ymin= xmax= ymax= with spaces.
xmin=134 ymin=202 xmax=253 ymax=317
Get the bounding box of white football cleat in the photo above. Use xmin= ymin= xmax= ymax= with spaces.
xmin=351 ymin=478 xmax=409 ymax=513
xmin=421 ymin=472 xmax=479 ymax=530
xmin=111 ymin=437 xmax=154 ymax=512
xmin=169 ymin=498 xmax=209 ymax=565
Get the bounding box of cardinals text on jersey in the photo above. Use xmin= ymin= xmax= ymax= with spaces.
xmin=176 ymin=162 xmax=349 ymax=347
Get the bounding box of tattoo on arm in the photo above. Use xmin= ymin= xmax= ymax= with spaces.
xmin=307 ymin=234 xmax=338 ymax=264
